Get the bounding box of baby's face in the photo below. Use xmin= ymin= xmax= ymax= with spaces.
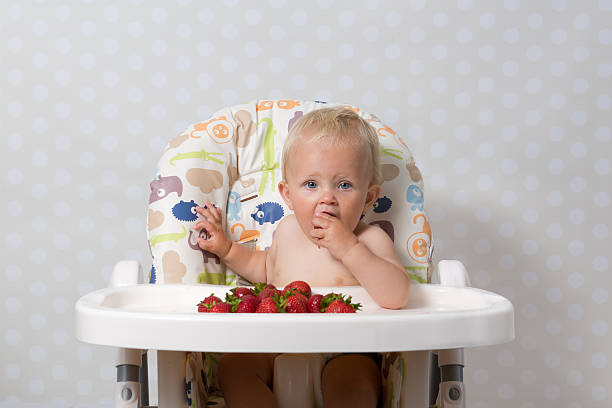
xmin=279 ymin=135 xmax=377 ymax=238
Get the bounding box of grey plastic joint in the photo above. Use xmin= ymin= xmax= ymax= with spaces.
xmin=117 ymin=364 xmax=140 ymax=382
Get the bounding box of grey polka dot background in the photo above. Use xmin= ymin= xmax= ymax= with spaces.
xmin=2 ymin=0 xmax=611 ymax=406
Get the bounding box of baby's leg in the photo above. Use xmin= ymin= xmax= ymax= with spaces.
xmin=218 ymin=352 xmax=280 ymax=408
xmin=321 ymin=354 xmax=381 ymax=408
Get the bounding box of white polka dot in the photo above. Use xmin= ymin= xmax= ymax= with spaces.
xmin=520 ymin=370 xmax=537 ymax=384
xmin=526 ymin=45 xmax=542 ymax=61
xmin=407 ymin=91 xmax=424 ymax=107
xmin=498 ymin=383 xmax=515 ymax=399
xmin=546 ymin=352 xmax=561 ymax=368
xmin=363 ymin=26 xmax=379 ymax=42
xmin=480 ymin=12 xmax=495 ymax=29
xmin=431 ymin=77 xmax=446 ymax=93
xmin=600 ymin=29 xmax=612 ymax=45
xmin=548 ymin=158 xmax=564 ymax=175
xmin=452 ymin=190 xmax=469 ymax=206
xmin=362 ymin=59 xmax=378 ymax=75
xmin=52 ymin=365 xmax=68 ymax=381
xmin=547 ymin=222 xmax=564 ymax=239
xmin=474 ymin=206 xmax=492 ymax=223
xmin=592 ymin=386 xmax=607 ymax=401
xmin=521 ymin=336 xmax=537 ymax=351
xmin=502 ymin=159 xmax=519 ymax=175
xmin=269 ymin=57 xmax=285 ymax=73
xmin=568 ymin=336 xmax=584 ymax=352
xmin=546 ymin=255 xmax=563 ymax=271
xmin=77 ymin=379 xmax=93 ymax=396
xmin=53 ymin=266 xmax=71 ymax=281
xmin=550 ymin=61 xmax=566 ymax=77
xmin=546 ymin=288 xmax=562 ymax=303
xmin=504 ymin=28 xmax=520 ymax=44
xmin=456 ymin=60 xmax=471 ymax=76
xmin=433 ymin=13 xmax=449 ymax=27
xmin=430 ymin=109 xmax=447 ymax=126
xmin=339 ymin=75 xmax=354 ymax=91
xmin=410 ymin=60 xmax=424 ymax=75
xmin=502 ymin=93 xmax=518 ymax=108
xmin=522 ymin=240 xmax=539 ymax=255
xmin=522 ymin=304 xmax=537 ymax=319
xmin=594 ymin=191 xmax=610 ymax=207
xmin=29 ymin=346 xmax=45 ymax=362
xmin=497 ymin=350 xmax=515 ymax=367
xmin=499 ymin=222 xmax=516 ymax=238
xmin=499 ymin=255 xmax=516 ymax=270
xmin=474 ymin=239 xmax=492 ymax=254
xmin=30 ymin=281 xmax=46 ymax=297
xmin=568 ymin=272 xmax=584 ymax=288
xmin=592 ymin=288 xmax=608 ymax=304
xmin=5 ymin=297 xmax=21 ymax=313
xmin=592 ymin=352 xmax=607 ymax=368
xmin=316 ymin=25 xmax=332 ymax=41
xmin=78 ymin=249 xmax=95 ymax=264
xmin=593 ymin=256 xmax=609 ymax=272
xmin=551 ymin=29 xmax=567 ymax=45
xmin=55 ymin=201 xmax=71 ymax=217
xmin=384 ymin=76 xmax=400 ymax=92
xmin=568 ymin=304 xmax=584 ymax=320
xmin=573 ymin=45 xmax=590 ymax=62
xmin=569 ymin=208 xmax=584 ymax=224
xmin=500 ymin=191 xmax=517 ymax=207
xmin=597 ymin=94 xmax=612 ymax=110
xmin=29 ymin=313 xmax=46 ymax=330
xmin=594 ymin=158 xmax=611 ymax=175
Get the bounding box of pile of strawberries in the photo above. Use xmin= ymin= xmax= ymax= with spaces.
xmin=197 ymin=281 xmax=361 ymax=313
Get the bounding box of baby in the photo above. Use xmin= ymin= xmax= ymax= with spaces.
xmin=194 ymin=107 xmax=411 ymax=408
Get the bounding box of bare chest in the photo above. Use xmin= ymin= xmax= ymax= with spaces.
xmin=267 ymin=221 xmax=360 ymax=287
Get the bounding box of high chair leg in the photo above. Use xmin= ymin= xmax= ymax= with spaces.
xmin=115 ymin=348 xmax=142 ymax=408
xmin=436 ymin=349 xmax=465 ymax=408
xmin=157 ymin=350 xmax=188 ymax=408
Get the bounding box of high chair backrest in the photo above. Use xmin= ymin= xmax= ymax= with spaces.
xmin=147 ymin=100 xmax=432 ymax=285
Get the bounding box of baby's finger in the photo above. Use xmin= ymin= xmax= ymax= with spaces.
xmin=311 ymin=216 xmax=329 ymax=228
xmin=193 ymin=219 xmax=217 ymax=235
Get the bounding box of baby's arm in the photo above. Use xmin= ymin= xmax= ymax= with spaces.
xmin=311 ymin=214 xmax=410 ymax=309
xmin=342 ymin=226 xmax=410 ymax=309
xmin=193 ymin=202 xmax=267 ymax=284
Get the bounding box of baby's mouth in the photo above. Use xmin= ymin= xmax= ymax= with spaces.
xmin=322 ymin=211 xmax=336 ymax=217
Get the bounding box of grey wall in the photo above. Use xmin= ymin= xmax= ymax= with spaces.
xmin=2 ymin=1 xmax=610 ymax=406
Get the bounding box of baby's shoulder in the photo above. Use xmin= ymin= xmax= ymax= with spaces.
xmin=355 ymin=222 xmax=393 ymax=244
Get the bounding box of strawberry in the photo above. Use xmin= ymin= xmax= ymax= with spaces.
xmin=257 ymin=287 xmax=280 ymax=301
xmin=284 ymin=294 xmax=308 ymax=313
xmin=256 ymin=297 xmax=279 ymax=313
xmin=307 ymin=294 xmax=323 ymax=313
xmin=325 ymin=299 xmax=356 ymax=313
xmin=208 ymin=301 xmax=232 ymax=313
xmin=231 ymin=286 xmax=253 ymax=298
xmin=197 ymin=294 xmax=222 ymax=312
xmin=282 ymin=280 xmax=312 ymax=298
xmin=320 ymin=293 xmax=362 ymax=313
xmin=252 ymin=282 xmax=276 ymax=295
xmin=235 ymin=294 xmax=259 ymax=313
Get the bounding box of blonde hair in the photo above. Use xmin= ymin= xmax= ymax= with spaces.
xmin=281 ymin=106 xmax=382 ymax=185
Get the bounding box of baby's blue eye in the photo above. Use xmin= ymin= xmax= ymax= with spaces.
xmin=339 ymin=182 xmax=352 ymax=190
xmin=305 ymin=181 xmax=317 ymax=189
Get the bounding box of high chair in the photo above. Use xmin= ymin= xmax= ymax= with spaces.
xmin=75 ymin=99 xmax=514 ymax=408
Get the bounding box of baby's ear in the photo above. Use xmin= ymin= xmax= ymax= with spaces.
xmin=278 ymin=181 xmax=294 ymax=210
xmin=364 ymin=184 xmax=381 ymax=211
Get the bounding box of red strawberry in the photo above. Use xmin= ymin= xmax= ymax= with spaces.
xmin=324 ymin=299 xmax=356 ymax=313
xmin=282 ymin=280 xmax=312 ymax=297
xmin=252 ymin=282 xmax=276 ymax=295
xmin=307 ymin=294 xmax=323 ymax=313
xmin=256 ymin=297 xmax=279 ymax=313
xmin=235 ymin=294 xmax=259 ymax=313
xmin=284 ymin=294 xmax=308 ymax=313
xmin=208 ymin=302 xmax=232 ymax=313
xmin=257 ymin=288 xmax=279 ymax=301
xmin=231 ymin=286 xmax=253 ymax=298
xmin=197 ymin=295 xmax=222 ymax=312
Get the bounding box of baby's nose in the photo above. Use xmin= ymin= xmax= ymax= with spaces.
xmin=319 ymin=190 xmax=337 ymax=204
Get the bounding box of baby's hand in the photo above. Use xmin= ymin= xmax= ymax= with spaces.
xmin=310 ymin=213 xmax=359 ymax=260
xmin=193 ymin=202 xmax=232 ymax=259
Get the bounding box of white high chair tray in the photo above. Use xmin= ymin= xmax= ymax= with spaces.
xmin=76 ymin=284 xmax=513 ymax=353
